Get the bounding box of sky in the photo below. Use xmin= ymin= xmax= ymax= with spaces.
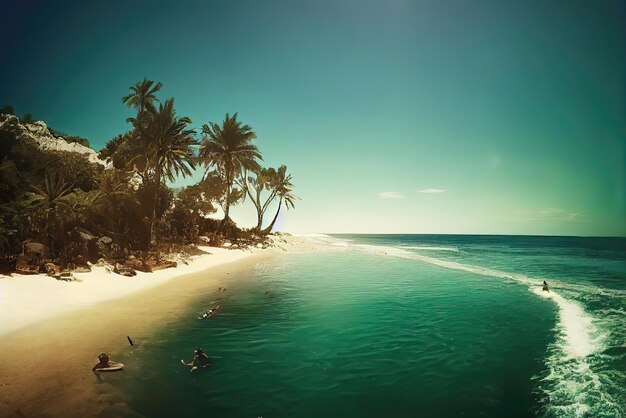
xmin=1 ymin=0 xmax=625 ymax=236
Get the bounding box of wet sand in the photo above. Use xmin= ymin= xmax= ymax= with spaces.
xmin=0 ymin=251 xmax=272 ymax=418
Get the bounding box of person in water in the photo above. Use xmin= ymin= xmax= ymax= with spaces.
xmin=92 ymin=353 xmax=113 ymax=371
xmin=184 ymin=348 xmax=210 ymax=372
xmin=201 ymin=305 xmax=222 ymax=318
xmin=542 ymin=281 xmax=550 ymax=292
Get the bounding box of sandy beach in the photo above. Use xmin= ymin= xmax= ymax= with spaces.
xmin=0 ymin=234 xmax=328 ymax=417
xmin=0 ymin=247 xmax=255 ymax=339
xmin=0 ymin=245 xmax=272 ymax=417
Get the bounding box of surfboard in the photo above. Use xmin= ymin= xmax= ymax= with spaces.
xmin=94 ymin=362 xmax=124 ymax=372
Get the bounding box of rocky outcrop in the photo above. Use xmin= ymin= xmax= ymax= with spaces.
xmin=0 ymin=114 xmax=110 ymax=168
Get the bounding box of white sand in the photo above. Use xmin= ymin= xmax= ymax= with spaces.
xmin=0 ymin=234 xmax=331 ymax=417
xmin=0 ymin=246 xmax=253 ymax=338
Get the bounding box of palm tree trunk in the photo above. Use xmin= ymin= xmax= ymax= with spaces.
xmin=255 ymin=211 xmax=263 ymax=233
xmin=151 ymin=164 xmax=162 ymax=250
xmin=244 ymin=173 xmax=263 ymax=234
xmin=223 ymin=170 xmax=231 ymax=226
xmin=47 ymin=210 xmax=55 ymax=259
xmin=261 ymin=198 xmax=282 ymax=235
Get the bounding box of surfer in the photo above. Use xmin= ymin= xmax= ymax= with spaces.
xmin=542 ymin=281 xmax=549 ymax=292
xmin=182 ymin=348 xmax=211 ymax=372
xmin=92 ymin=353 xmax=113 ymax=371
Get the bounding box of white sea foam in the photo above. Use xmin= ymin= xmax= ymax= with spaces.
xmin=311 ymin=237 xmax=624 ymax=416
xmin=292 ymin=233 xmax=333 ymax=238
xmin=532 ymin=288 xmax=596 ymax=359
xmin=399 ymin=245 xmax=459 ymax=252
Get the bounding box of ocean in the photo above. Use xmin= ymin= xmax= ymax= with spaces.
xmin=110 ymin=235 xmax=625 ymax=417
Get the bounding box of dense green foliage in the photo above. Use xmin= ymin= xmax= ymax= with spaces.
xmin=0 ymin=79 xmax=296 ymax=271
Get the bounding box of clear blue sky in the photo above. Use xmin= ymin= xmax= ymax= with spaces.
xmin=2 ymin=0 xmax=624 ymax=235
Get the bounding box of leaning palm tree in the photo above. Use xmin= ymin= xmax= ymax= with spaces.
xmin=243 ymin=167 xmax=280 ymax=233
xmin=199 ymin=113 xmax=262 ymax=226
xmin=122 ymin=77 xmax=163 ymax=116
xmin=133 ymin=98 xmax=197 ymax=246
xmin=262 ymin=165 xmax=297 ymax=235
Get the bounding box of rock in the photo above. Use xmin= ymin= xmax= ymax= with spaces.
xmin=96 ymin=258 xmax=108 ymax=267
xmin=125 ymin=258 xmax=151 ymax=272
xmin=114 ymin=263 xmax=136 ymax=277
xmin=45 ymin=262 xmax=61 ymax=277
xmin=23 ymin=241 xmax=46 ymax=255
xmin=26 ymin=121 xmax=48 ymax=135
xmin=56 ymin=271 xmax=75 ymax=282
xmin=97 ymin=236 xmax=113 ymax=245
xmin=256 ymin=243 xmax=263 ymax=248
xmin=15 ymin=256 xmax=39 ymax=275
xmin=150 ymin=261 xmax=177 ymax=271
xmin=77 ymin=229 xmax=96 ymax=241
xmin=0 ymin=114 xmax=109 ymax=168
xmin=0 ymin=114 xmax=19 ymax=127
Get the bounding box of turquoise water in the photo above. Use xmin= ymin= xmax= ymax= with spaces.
xmin=114 ymin=235 xmax=625 ymax=417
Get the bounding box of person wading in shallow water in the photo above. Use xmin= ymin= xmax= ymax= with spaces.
xmin=542 ymin=281 xmax=550 ymax=292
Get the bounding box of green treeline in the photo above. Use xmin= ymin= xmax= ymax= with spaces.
xmin=0 ymin=78 xmax=296 ymax=272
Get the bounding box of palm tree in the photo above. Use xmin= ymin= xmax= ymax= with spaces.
xmin=199 ymin=113 xmax=262 ymax=226
xmin=22 ymin=173 xmax=75 ymax=258
xmin=243 ymin=167 xmax=280 ymax=233
xmin=0 ymin=202 xmax=16 ymax=257
xmin=133 ymin=98 xmax=197 ymax=246
xmin=122 ymin=77 xmax=163 ymax=116
xmin=262 ymin=165 xmax=297 ymax=235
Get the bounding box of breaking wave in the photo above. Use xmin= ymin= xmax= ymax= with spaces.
xmin=314 ymin=237 xmax=625 ymax=417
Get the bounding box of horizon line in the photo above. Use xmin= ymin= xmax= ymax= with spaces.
xmin=288 ymin=232 xmax=626 ymax=239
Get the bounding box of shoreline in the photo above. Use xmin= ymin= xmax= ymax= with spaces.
xmin=0 ymin=247 xmax=275 ymax=417
xmin=0 ymin=246 xmax=254 ymax=339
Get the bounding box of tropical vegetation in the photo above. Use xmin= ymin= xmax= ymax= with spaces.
xmin=0 ymin=80 xmax=296 ymax=273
